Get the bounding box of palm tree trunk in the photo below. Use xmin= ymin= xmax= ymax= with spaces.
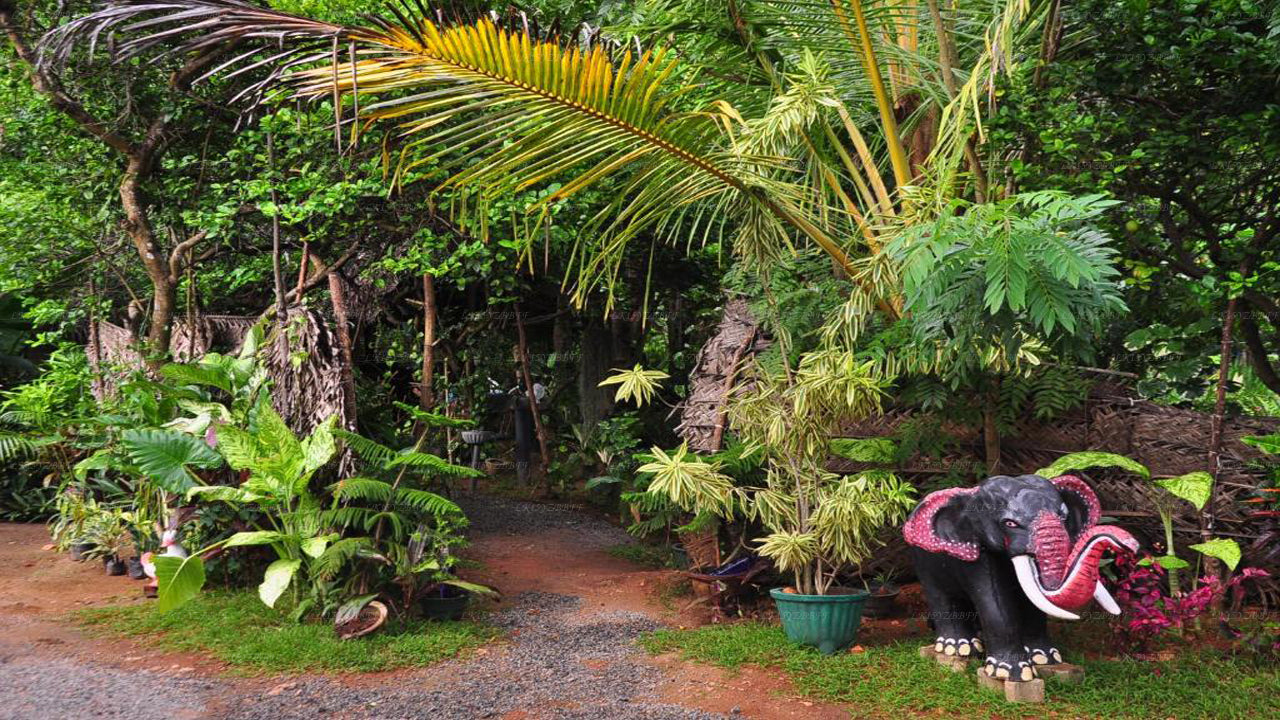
xmin=420 ymin=274 xmax=437 ymax=411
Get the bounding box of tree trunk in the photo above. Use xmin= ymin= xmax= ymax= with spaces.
xmin=983 ymin=380 xmax=1002 ymax=473
xmin=514 ymin=304 xmax=551 ymax=477
xmin=1204 ymin=296 xmax=1237 ymax=581
xmin=421 ymin=273 xmax=437 ymax=411
xmin=578 ymin=315 xmax=614 ymax=431
xmin=311 ymin=255 xmax=358 ymax=431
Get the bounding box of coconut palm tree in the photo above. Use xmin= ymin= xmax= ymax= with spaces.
xmin=38 ymin=0 xmax=1052 ymax=317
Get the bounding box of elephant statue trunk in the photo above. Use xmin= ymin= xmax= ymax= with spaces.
xmin=1012 ymin=510 xmax=1137 ymax=620
xmin=905 ymin=474 xmax=1138 ymax=681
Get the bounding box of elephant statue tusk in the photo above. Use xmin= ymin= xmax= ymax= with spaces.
xmin=1012 ymin=555 xmax=1081 ymax=621
xmin=1093 ymin=581 xmax=1121 ymax=615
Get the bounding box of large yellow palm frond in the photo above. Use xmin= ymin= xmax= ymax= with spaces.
xmin=42 ymin=0 xmax=872 ymax=310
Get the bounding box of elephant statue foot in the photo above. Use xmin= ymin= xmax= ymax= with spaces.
xmin=905 ymin=474 xmax=1138 ymax=681
xmin=982 ymin=656 xmax=1038 ymax=682
xmin=934 ymin=636 xmax=982 ymax=657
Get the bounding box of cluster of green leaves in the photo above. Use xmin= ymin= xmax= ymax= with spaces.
xmin=889 ymin=192 xmax=1126 ymax=382
xmin=1038 ymin=452 xmax=1245 ymax=591
xmin=992 ymin=0 xmax=1280 ymax=407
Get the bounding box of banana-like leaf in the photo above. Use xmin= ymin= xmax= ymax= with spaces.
xmin=154 ymin=554 xmax=206 ymax=613
xmin=259 ymin=558 xmax=301 ymax=608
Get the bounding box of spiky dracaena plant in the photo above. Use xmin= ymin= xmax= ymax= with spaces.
xmin=638 ymin=348 xmax=915 ymax=595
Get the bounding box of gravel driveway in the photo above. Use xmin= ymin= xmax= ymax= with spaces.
xmin=0 ymin=496 xmax=723 ymax=720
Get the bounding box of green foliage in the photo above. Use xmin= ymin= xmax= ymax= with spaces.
xmin=889 ymin=192 xmax=1126 ymax=380
xmin=993 ymin=0 xmax=1280 ymax=407
xmin=599 ymin=365 xmax=670 ymax=407
xmin=1156 ymin=472 xmax=1214 ymax=512
xmin=1188 ymin=538 xmax=1242 ymax=572
xmin=76 ymin=591 xmax=494 ymax=674
xmin=642 ymin=623 xmax=1280 ymax=719
xmin=120 ymin=428 xmax=223 ymax=494
xmin=1037 ymin=452 xmax=1152 ymax=481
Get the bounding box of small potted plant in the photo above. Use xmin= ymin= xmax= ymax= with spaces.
xmin=861 ymin=570 xmax=902 ymax=619
xmin=390 ymin=523 xmax=497 ymax=621
xmin=87 ymin=510 xmax=134 ymax=576
xmin=50 ymin=490 xmax=104 ymax=560
xmin=638 ymin=351 xmax=916 ymax=654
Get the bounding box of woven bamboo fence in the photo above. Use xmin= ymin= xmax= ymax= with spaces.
xmin=677 ymin=304 xmax=1280 ymax=600
xmin=831 ymin=383 xmax=1280 ymax=602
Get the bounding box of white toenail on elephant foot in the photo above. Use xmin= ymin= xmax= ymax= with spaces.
xmin=957 ymin=640 xmax=972 ymax=657
xmin=1050 ymin=648 xmax=1062 ymax=663
xmin=934 ymin=637 xmax=945 ymax=653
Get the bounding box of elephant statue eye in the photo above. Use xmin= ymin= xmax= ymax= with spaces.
xmin=1003 ymin=519 xmax=1020 ymax=529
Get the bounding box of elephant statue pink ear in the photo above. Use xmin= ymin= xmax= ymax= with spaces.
xmin=1049 ymin=475 xmax=1102 ymax=529
xmin=902 ymin=486 xmax=980 ymax=561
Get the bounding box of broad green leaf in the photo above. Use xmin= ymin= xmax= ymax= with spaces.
xmin=1156 ymin=472 xmax=1213 ymax=510
xmin=154 ymin=554 xmax=206 ymax=613
xmin=334 ymin=593 xmax=379 ymax=626
xmin=222 ymin=531 xmax=284 ymax=549
xmin=300 ymin=415 xmax=337 ymax=474
xmin=301 ymin=533 xmax=339 ymax=559
xmin=73 ymin=449 xmax=116 ymax=480
xmin=213 ymin=425 xmax=257 ymax=470
xmin=1189 ymin=538 xmax=1241 ymax=571
xmin=122 ymin=428 xmax=223 ymax=493
xmin=1036 ymin=451 xmax=1150 ymax=480
xmin=439 ymin=579 xmax=500 ymax=597
xmin=186 ymin=485 xmax=253 ymax=503
xmin=1242 ymin=434 xmax=1280 ymax=456
xmin=258 ymin=558 xmax=301 ymax=608
xmin=1154 ymin=555 xmax=1190 ymax=570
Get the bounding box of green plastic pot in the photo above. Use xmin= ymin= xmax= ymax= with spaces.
xmin=770 ymin=587 xmax=869 ymax=655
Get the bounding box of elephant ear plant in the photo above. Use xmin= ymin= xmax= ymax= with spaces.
xmin=153 ymin=404 xmax=344 ymax=613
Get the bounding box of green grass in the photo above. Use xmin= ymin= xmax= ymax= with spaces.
xmin=642 ymin=622 xmax=1280 ymax=719
xmin=76 ymin=591 xmax=497 ymax=674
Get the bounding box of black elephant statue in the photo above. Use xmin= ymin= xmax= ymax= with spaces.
xmin=904 ymin=474 xmax=1138 ymax=682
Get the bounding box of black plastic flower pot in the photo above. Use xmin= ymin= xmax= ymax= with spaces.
xmin=420 ymin=587 xmax=470 ymax=621
xmin=861 ymin=583 xmax=901 ymax=619
xmin=127 ymin=557 xmax=147 ymax=580
xmin=105 ymin=557 xmax=127 ymax=576
xmin=69 ymin=542 xmax=95 ymax=562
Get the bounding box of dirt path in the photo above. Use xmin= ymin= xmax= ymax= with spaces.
xmin=0 ymin=497 xmax=852 ymax=719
